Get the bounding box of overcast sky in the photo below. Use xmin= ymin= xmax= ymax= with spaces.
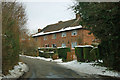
xmin=23 ymin=0 xmax=76 ymax=34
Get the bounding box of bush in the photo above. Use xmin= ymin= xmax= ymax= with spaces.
xmin=75 ymin=47 xmax=84 ymax=62
xmin=83 ymin=47 xmax=92 ymax=61
xmin=57 ymin=47 xmax=71 ymax=61
xmin=44 ymin=53 xmax=51 ymax=58
xmin=52 ymin=54 xmax=58 ymax=60
xmin=39 ymin=52 xmax=45 ymax=57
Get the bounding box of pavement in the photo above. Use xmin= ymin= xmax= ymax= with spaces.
xmin=19 ymin=56 xmax=120 ymax=80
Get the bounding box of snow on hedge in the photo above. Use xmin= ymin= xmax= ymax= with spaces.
xmin=75 ymin=45 xmax=94 ymax=48
xmin=58 ymin=60 xmax=120 ymax=78
xmin=32 ymin=25 xmax=82 ymax=37
xmin=2 ymin=62 xmax=29 ymax=79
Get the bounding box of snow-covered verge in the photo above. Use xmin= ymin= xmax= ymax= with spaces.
xmin=58 ymin=60 xmax=120 ymax=78
xmin=20 ymin=55 xmax=62 ymax=63
xmin=0 ymin=62 xmax=29 ymax=80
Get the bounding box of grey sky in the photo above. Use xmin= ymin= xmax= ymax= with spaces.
xmin=23 ymin=1 xmax=76 ymax=34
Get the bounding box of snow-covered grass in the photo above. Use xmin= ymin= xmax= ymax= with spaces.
xmin=1 ymin=62 xmax=29 ymax=79
xmin=20 ymin=55 xmax=120 ymax=78
xmin=58 ymin=60 xmax=120 ymax=78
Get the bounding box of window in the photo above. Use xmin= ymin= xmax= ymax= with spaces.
xmin=72 ymin=30 xmax=77 ymax=36
xmin=44 ymin=36 xmax=47 ymax=40
xmin=45 ymin=44 xmax=49 ymax=47
xmin=71 ymin=42 xmax=77 ymax=48
xmin=52 ymin=44 xmax=57 ymax=47
xmin=62 ymin=43 xmax=66 ymax=47
xmin=52 ymin=34 xmax=56 ymax=39
xmin=22 ymin=38 xmax=25 ymax=41
xmin=62 ymin=32 xmax=66 ymax=37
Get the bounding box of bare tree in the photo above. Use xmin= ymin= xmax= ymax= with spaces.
xmin=2 ymin=1 xmax=27 ymax=75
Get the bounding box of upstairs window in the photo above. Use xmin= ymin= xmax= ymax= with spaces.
xmin=72 ymin=30 xmax=77 ymax=36
xmin=62 ymin=32 xmax=66 ymax=37
xmin=52 ymin=34 xmax=56 ymax=39
xmin=44 ymin=36 xmax=47 ymax=40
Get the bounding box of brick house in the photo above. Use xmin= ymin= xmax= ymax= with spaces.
xmin=32 ymin=14 xmax=96 ymax=50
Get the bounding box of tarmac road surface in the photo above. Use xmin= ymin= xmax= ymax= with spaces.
xmin=19 ymin=56 xmax=119 ymax=80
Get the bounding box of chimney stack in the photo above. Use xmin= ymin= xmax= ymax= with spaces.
xmin=38 ymin=28 xmax=41 ymax=33
xmin=58 ymin=21 xmax=63 ymax=23
xmin=76 ymin=13 xmax=80 ymax=20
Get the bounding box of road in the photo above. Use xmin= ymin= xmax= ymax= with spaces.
xmin=19 ymin=56 xmax=119 ymax=79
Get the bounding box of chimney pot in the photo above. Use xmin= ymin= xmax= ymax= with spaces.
xmin=38 ymin=29 xmax=41 ymax=33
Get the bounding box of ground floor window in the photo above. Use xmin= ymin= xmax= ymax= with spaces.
xmin=62 ymin=43 xmax=66 ymax=47
xmin=52 ymin=44 xmax=57 ymax=47
xmin=71 ymin=42 xmax=77 ymax=48
xmin=45 ymin=44 xmax=49 ymax=47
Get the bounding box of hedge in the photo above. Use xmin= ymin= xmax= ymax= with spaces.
xmin=39 ymin=51 xmax=53 ymax=58
xmin=38 ymin=47 xmax=56 ymax=53
xmin=75 ymin=45 xmax=100 ymax=62
xmin=38 ymin=47 xmax=55 ymax=58
xmin=75 ymin=47 xmax=84 ymax=62
xmin=83 ymin=47 xmax=92 ymax=61
xmin=57 ymin=47 xmax=71 ymax=61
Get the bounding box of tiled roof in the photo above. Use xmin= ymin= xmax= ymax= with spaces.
xmin=32 ymin=25 xmax=82 ymax=37
xmin=40 ymin=18 xmax=81 ymax=33
xmin=33 ymin=14 xmax=82 ymax=37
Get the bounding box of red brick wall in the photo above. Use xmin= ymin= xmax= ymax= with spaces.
xmin=83 ymin=30 xmax=95 ymax=45
xmin=34 ymin=29 xmax=95 ymax=48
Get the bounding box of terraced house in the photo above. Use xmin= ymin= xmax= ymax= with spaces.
xmin=32 ymin=14 xmax=96 ymax=50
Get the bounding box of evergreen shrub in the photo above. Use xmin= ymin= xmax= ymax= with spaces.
xmin=57 ymin=47 xmax=71 ymax=61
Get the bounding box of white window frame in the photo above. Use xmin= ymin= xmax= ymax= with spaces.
xmin=72 ymin=30 xmax=77 ymax=36
xmin=62 ymin=32 xmax=66 ymax=37
xmin=62 ymin=43 xmax=66 ymax=47
xmin=71 ymin=42 xmax=77 ymax=48
xmin=52 ymin=34 xmax=56 ymax=39
xmin=44 ymin=36 xmax=47 ymax=40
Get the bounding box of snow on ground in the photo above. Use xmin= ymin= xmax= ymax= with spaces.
xmin=20 ymin=55 xmax=62 ymax=63
xmin=20 ymin=55 xmax=120 ymax=78
xmin=0 ymin=70 xmax=2 ymax=80
xmin=0 ymin=75 xmax=2 ymax=80
xmin=1 ymin=62 xmax=29 ymax=79
xmin=58 ymin=60 xmax=120 ymax=78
